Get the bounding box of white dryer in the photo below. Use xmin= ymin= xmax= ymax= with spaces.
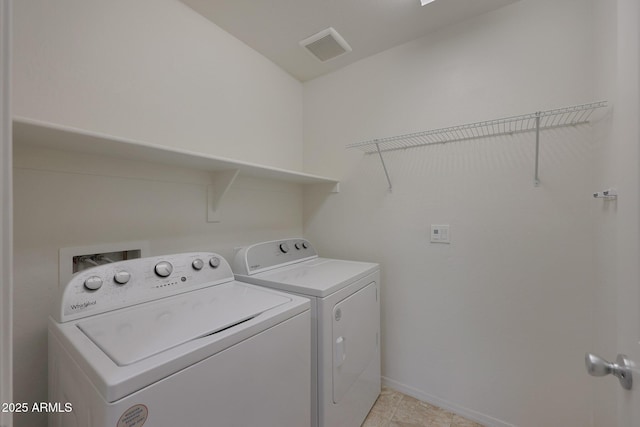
xmin=233 ymin=239 xmax=380 ymax=427
xmin=49 ymin=252 xmax=310 ymax=427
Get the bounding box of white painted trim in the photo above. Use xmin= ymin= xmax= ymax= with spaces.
xmin=0 ymin=1 xmax=12 ymax=426
xmin=382 ymin=376 xmax=515 ymax=427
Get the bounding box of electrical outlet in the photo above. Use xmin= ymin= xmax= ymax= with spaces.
xmin=430 ymin=225 xmax=450 ymax=244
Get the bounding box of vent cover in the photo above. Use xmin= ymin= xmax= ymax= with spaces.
xmin=299 ymin=27 xmax=352 ymax=62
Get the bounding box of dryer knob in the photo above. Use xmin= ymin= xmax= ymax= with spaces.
xmin=192 ymin=258 xmax=204 ymax=270
xmin=279 ymin=243 xmax=290 ymax=254
xmin=302 ymin=242 xmax=309 ymax=249
xmin=114 ymin=270 xmax=131 ymax=285
xmin=155 ymin=261 xmax=174 ymax=277
xmin=209 ymin=257 xmax=221 ymax=269
xmin=84 ymin=276 xmax=103 ymax=291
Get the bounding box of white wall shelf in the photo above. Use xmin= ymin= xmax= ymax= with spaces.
xmin=346 ymin=101 xmax=608 ymax=189
xmin=13 ymin=117 xmax=340 ymax=222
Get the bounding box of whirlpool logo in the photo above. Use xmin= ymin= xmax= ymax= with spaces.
xmin=70 ymin=300 xmax=96 ymax=311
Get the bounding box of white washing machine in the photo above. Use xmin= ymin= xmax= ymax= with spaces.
xmin=49 ymin=252 xmax=310 ymax=427
xmin=233 ymin=239 xmax=380 ymax=427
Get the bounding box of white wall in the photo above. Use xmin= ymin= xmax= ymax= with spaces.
xmin=12 ymin=2 xmax=304 ymax=427
xmin=13 ymin=0 xmax=303 ymax=172
xmin=303 ymin=1 xmax=597 ymax=426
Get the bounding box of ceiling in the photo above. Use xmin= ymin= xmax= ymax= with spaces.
xmin=180 ymin=0 xmax=518 ymax=82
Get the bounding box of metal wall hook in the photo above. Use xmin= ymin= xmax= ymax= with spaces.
xmin=585 ymin=353 xmax=633 ymax=390
xmin=593 ymin=188 xmax=617 ymax=199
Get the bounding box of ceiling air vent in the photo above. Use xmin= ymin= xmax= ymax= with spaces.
xmin=299 ymin=27 xmax=352 ymax=62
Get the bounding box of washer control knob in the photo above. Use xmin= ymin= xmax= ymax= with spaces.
xmin=155 ymin=261 xmax=173 ymax=277
xmin=192 ymin=258 xmax=204 ymax=270
xmin=294 ymin=243 xmax=301 ymax=250
xmin=279 ymin=243 xmax=290 ymax=254
xmin=114 ymin=270 xmax=131 ymax=285
xmin=302 ymin=242 xmax=309 ymax=249
xmin=209 ymin=257 xmax=221 ymax=269
xmin=84 ymin=276 xmax=103 ymax=291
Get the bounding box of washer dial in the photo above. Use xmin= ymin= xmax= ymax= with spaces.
xmin=192 ymin=258 xmax=204 ymax=270
xmin=155 ymin=261 xmax=174 ymax=277
xmin=114 ymin=270 xmax=131 ymax=285
xmin=84 ymin=276 xmax=103 ymax=291
xmin=209 ymin=257 xmax=221 ymax=268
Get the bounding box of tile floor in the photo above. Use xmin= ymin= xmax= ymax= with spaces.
xmin=362 ymin=387 xmax=484 ymax=427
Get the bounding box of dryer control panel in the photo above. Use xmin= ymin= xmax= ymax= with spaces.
xmin=54 ymin=252 xmax=234 ymax=323
xmin=232 ymin=238 xmax=317 ymax=275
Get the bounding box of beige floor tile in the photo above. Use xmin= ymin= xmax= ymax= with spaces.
xmin=363 ymin=387 xmax=483 ymax=427
xmin=362 ymin=409 xmax=391 ymax=427
xmin=388 ymin=421 xmax=424 ymax=427
xmin=451 ymin=414 xmax=484 ymax=427
xmin=375 ymin=386 xmax=404 ymax=413
xmin=391 ymin=395 xmax=454 ymax=427
xmin=362 ymin=387 xmax=404 ymax=427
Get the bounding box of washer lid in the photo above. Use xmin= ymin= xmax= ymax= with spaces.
xmin=242 ymin=258 xmax=378 ymax=298
xmin=77 ymin=282 xmax=291 ymax=366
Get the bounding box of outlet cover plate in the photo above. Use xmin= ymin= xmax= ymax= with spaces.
xmin=430 ymin=225 xmax=450 ymax=244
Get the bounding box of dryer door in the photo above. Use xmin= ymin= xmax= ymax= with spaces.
xmin=332 ymin=281 xmax=378 ymax=403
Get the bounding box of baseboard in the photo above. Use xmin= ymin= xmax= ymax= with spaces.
xmin=381 ymin=376 xmax=516 ymax=427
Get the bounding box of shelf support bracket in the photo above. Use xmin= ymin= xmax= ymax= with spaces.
xmin=534 ymin=112 xmax=541 ymax=187
xmin=207 ymin=169 xmax=240 ymax=223
xmin=375 ymin=142 xmax=392 ymax=192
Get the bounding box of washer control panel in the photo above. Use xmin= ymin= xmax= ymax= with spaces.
xmin=55 ymin=252 xmax=233 ymax=323
xmin=232 ymin=238 xmax=317 ymax=275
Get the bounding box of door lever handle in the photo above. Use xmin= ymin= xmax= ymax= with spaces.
xmin=585 ymin=353 xmax=633 ymax=390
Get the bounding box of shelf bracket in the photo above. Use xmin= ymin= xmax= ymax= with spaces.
xmin=534 ymin=112 xmax=541 ymax=187
xmin=375 ymin=142 xmax=392 ymax=192
xmin=207 ymin=169 xmax=240 ymax=223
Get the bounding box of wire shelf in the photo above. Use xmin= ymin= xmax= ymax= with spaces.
xmin=346 ymin=101 xmax=608 ymax=154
